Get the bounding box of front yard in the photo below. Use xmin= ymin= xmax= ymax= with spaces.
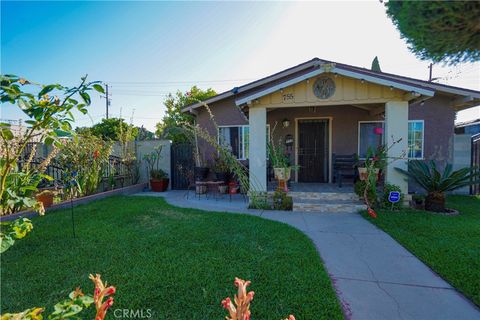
xmin=1 ymin=196 xmax=343 ymax=319
xmin=363 ymin=195 xmax=480 ymax=306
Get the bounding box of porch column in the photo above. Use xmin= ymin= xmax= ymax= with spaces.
xmin=384 ymin=101 xmax=409 ymax=194
xmin=249 ymin=106 xmax=267 ymax=192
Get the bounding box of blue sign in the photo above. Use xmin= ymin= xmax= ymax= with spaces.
xmin=388 ymin=191 xmax=401 ymax=203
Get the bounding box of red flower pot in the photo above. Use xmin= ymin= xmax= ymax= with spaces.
xmin=36 ymin=193 xmax=54 ymax=208
xmin=150 ymin=178 xmax=169 ymax=192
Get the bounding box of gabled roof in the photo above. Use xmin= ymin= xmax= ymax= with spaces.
xmin=183 ymin=57 xmax=480 ymax=113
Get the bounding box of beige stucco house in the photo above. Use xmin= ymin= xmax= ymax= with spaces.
xmin=183 ymin=58 xmax=480 ymax=194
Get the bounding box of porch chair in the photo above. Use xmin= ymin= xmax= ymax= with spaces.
xmin=332 ymin=153 xmax=358 ymax=187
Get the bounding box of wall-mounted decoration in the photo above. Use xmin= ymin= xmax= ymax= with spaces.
xmin=282 ymin=93 xmax=294 ymax=102
xmin=285 ymin=134 xmax=294 ymax=147
xmin=282 ymin=118 xmax=290 ymax=128
xmin=313 ymin=77 xmax=336 ymax=99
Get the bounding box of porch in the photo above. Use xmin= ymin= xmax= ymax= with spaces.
xmin=240 ymin=64 xmax=435 ymax=194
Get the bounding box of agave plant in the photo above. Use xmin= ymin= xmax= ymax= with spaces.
xmin=396 ymin=161 xmax=480 ymax=212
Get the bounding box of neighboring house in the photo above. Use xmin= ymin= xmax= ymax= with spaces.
xmin=183 ymin=58 xmax=480 ymax=193
xmin=455 ymin=118 xmax=480 ymax=136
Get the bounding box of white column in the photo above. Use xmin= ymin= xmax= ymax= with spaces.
xmin=249 ymin=106 xmax=267 ymax=192
xmin=384 ymin=101 xmax=409 ymax=194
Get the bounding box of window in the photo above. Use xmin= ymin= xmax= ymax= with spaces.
xmin=218 ymin=125 xmax=270 ymax=160
xmin=358 ymin=120 xmax=424 ymax=159
xmin=408 ymin=121 xmax=424 ymax=159
xmin=358 ymin=121 xmax=385 ymax=158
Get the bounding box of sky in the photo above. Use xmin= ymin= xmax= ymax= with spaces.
xmin=1 ymin=1 xmax=479 ymax=132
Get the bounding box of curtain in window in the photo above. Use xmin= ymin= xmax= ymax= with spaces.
xmin=359 ymin=122 xmax=384 ymax=158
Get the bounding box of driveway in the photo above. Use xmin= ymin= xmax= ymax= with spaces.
xmin=137 ymin=191 xmax=480 ymax=320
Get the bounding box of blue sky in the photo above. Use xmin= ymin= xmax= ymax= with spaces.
xmin=2 ymin=1 xmax=479 ymax=131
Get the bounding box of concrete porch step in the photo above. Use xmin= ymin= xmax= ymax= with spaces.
xmin=289 ymin=191 xmax=359 ymax=201
xmin=292 ymin=199 xmax=367 ymax=213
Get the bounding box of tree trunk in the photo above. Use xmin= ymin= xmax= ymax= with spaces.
xmin=425 ymin=192 xmax=446 ymax=212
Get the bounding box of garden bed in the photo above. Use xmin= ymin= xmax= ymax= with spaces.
xmin=362 ymin=195 xmax=480 ymax=306
xmin=0 ymin=183 xmax=148 ymax=222
xmin=1 ymin=196 xmax=343 ymax=319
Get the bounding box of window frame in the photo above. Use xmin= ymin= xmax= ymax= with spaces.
xmin=217 ymin=125 xmax=249 ymax=160
xmin=357 ymin=120 xmax=425 ymax=160
xmin=357 ymin=121 xmax=385 ymax=159
xmin=408 ymin=120 xmax=425 ymax=160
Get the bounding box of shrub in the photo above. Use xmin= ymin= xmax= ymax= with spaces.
xmin=381 ymin=184 xmax=404 ymax=209
xmin=354 ymin=180 xmax=377 ymax=207
xmin=273 ymin=189 xmax=293 ymax=210
xmin=150 ymin=169 xmax=168 ymax=180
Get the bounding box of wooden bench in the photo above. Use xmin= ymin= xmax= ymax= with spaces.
xmin=332 ymin=153 xmax=358 ymax=187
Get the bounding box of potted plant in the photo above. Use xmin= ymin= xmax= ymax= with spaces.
xmin=267 ymin=123 xmax=298 ymax=192
xmin=396 ymin=161 xmax=480 ymax=212
xmin=36 ymin=189 xmax=55 ymax=208
xmin=143 ymin=146 xmax=169 ymax=192
xmin=149 ymin=169 xmax=169 ymax=192
xmin=357 ymin=146 xmax=386 ymax=181
xmin=211 ymin=156 xmax=230 ymax=182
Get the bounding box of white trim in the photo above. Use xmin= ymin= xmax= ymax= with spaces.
xmin=236 ymin=68 xmax=326 ymax=105
xmin=294 ymin=117 xmax=333 ymax=183
xmin=408 ymin=120 xmax=425 ymax=160
xmin=357 ymin=120 xmax=425 ymax=160
xmin=235 ymin=66 xmax=436 ymax=107
xmin=217 ymin=125 xmax=249 ymax=160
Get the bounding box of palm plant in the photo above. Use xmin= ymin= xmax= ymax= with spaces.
xmin=396 ymin=161 xmax=480 ymax=212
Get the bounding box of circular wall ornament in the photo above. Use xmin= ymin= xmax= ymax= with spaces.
xmin=313 ymin=77 xmax=336 ymax=99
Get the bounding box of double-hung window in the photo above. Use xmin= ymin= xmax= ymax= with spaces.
xmin=358 ymin=121 xmax=385 ymax=158
xmin=218 ymin=125 xmax=270 ymax=160
xmin=358 ymin=120 xmax=424 ymax=159
xmin=408 ymin=121 xmax=424 ymax=159
xmin=218 ymin=126 xmax=249 ymax=160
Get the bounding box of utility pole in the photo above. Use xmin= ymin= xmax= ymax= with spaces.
xmin=100 ymin=83 xmax=112 ymax=119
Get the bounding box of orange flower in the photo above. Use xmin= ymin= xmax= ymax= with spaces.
xmin=368 ymin=207 xmax=377 ymax=218
xmin=222 ymin=278 xmax=254 ymax=320
xmin=89 ymin=274 xmax=116 ymax=320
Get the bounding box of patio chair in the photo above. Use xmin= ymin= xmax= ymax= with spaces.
xmin=333 ymin=153 xmax=358 ymax=187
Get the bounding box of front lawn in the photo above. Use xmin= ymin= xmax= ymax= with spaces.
xmin=1 ymin=196 xmax=343 ymax=319
xmin=363 ymin=195 xmax=480 ymax=306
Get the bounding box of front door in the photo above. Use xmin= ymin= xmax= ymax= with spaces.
xmin=297 ymin=119 xmax=329 ymax=182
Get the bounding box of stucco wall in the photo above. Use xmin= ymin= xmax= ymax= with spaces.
xmin=135 ymin=140 xmax=172 ymax=185
xmin=194 ymin=90 xmax=456 ymax=170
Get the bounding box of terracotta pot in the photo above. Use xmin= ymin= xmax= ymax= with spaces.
xmin=274 ymin=167 xmax=291 ymax=181
xmin=36 ymin=193 xmax=54 ymax=208
xmin=358 ymin=167 xmax=379 ymax=181
xmin=150 ymin=178 xmax=169 ymax=192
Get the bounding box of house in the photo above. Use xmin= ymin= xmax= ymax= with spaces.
xmin=455 ymin=118 xmax=480 ymax=136
xmin=183 ymin=58 xmax=480 ymax=194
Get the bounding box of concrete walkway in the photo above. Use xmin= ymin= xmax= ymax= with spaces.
xmin=135 ymin=191 xmax=480 ymax=320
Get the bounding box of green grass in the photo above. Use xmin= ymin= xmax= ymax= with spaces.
xmin=362 ymin=195 xmax=480 ymax=306
xmin=1 ymin=196 xmax=343 ymax=319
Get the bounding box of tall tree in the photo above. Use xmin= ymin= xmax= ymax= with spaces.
xmin=371 ymin=56 xmax=382 ymax=72
xmin=156 ymin=86 xmax=216 ymax=143
xmin=385 ymin=1 xmax=480 ymax=65
xmin=76 ymin=118 xmax=138 ymax=141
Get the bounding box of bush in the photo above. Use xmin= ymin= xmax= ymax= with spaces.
xmin=273 ymin=189 xmax=293 ymax=211
xmin=354 ymin=180 xmax=377 ymax=207
xmin=381 ymin=184 xmax=404 ymax=209
xmin=150 ymin=169 xmax=168 ymax=180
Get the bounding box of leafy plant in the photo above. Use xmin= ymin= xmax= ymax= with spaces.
xmin=381 ymin=183 xmax=404 ymax=209
xmin=0 ymin=274 xmax=115 ymax=320
xmin=0 ymin=217 xmax=33 ymax=253
xmin=57 ymin=133 xmax=112 ymax=196
xmin=211 ymin=156 xmax=230 ymax=173
xmin=273 ymin=189 xmax=293 ymax=211
xmin=143 ymin=146 xmax=164 ymax=179
xmin=0 ymin=74 xmax=102 ymax=203
xmin=395 ymin=161 xmax=480 ymax=212
xmin=385 ymin=1 xmax=480 ymax=65
xmin=354 ymin=180 xmax=377 ymax=208
xmin=267 ymin=122 xmax=294 ymax=170
xmin=150 ymin=169 xmax=168 ymax=180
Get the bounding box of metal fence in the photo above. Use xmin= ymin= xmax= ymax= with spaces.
xmin=471 ymin=133 xmax=480 ymax=195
